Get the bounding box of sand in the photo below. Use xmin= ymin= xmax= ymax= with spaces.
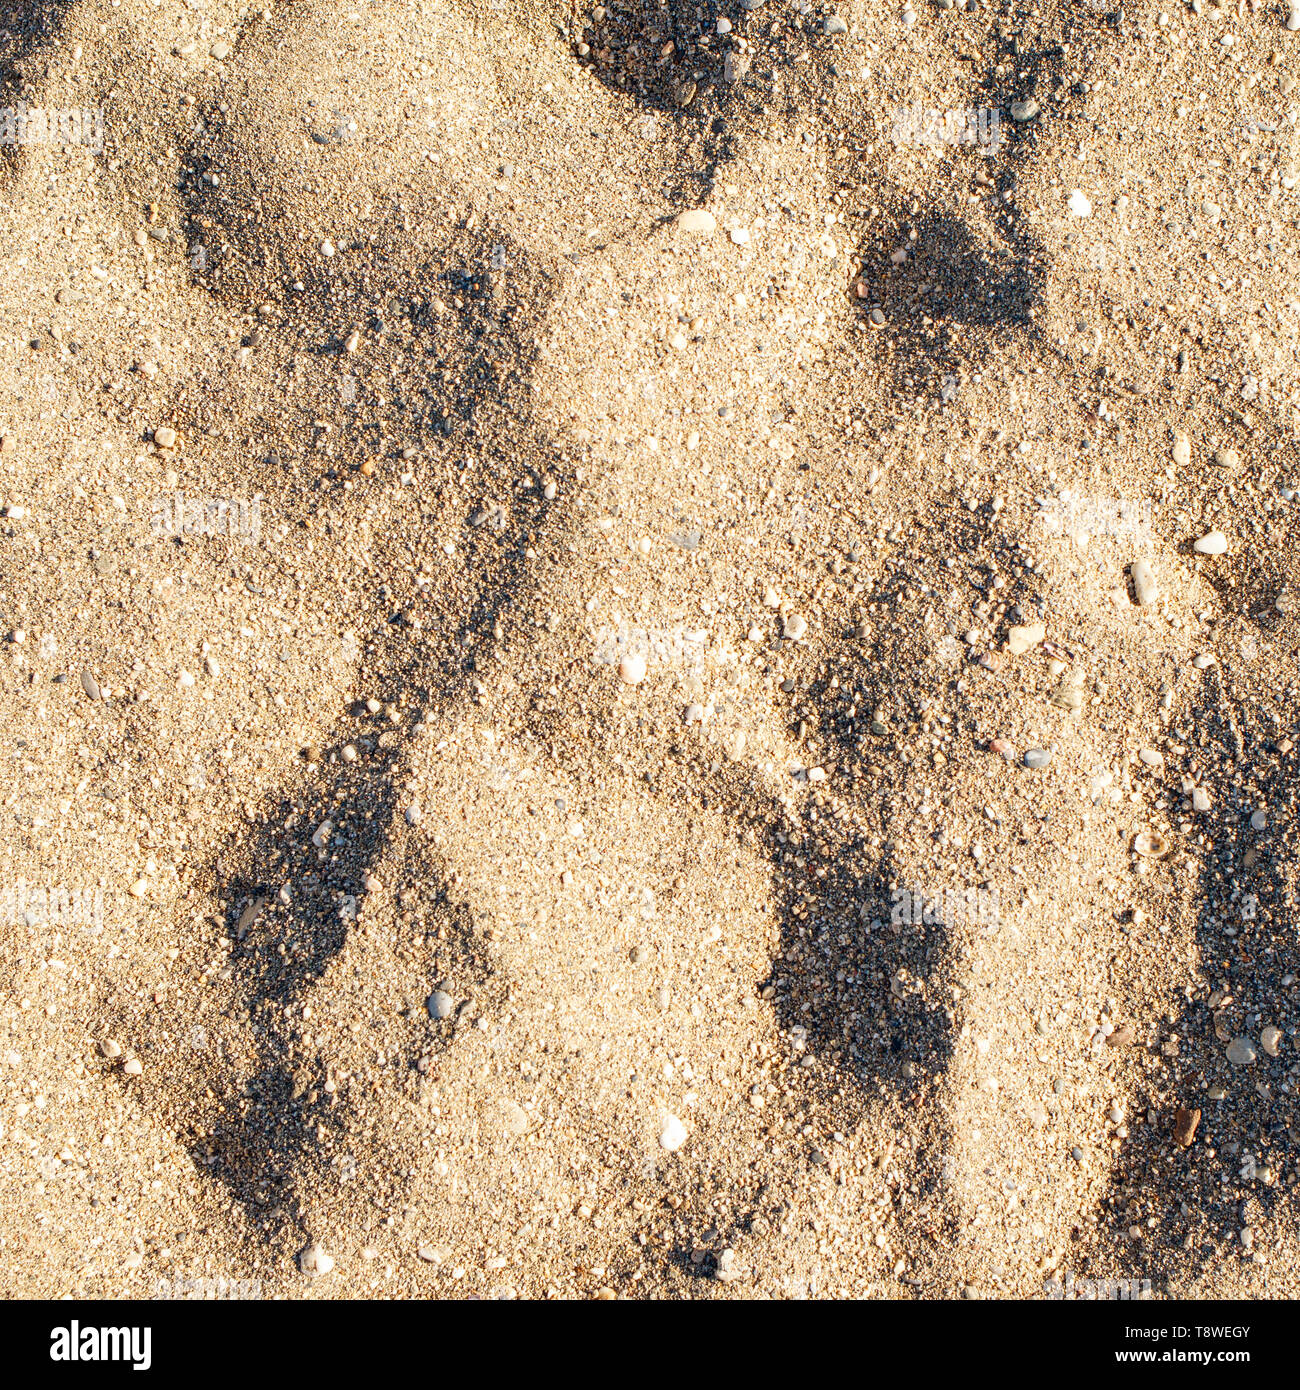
xmin=0 ymin=0 xmax=1297 ymax=1300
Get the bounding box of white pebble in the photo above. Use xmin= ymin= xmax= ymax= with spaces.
xmin=300 ymin=1243 xmax=335 ymax=1277
xmin=659 ymin=1114 xmax=688 ymax=1152
xmin=677 ymin=209 xmax=716 ymax=234
xmin=1131 ymin=559 xmax=1159 ymax=606
xmin=1006 ymin=621 xmax=1045 ymax=655
xmin=618 ymin=653 xmax=647 ymax=685
xmin=1067 ymin=189 xmax=1092 ymax=217
xmin=1193 ymin=531 xmax=1228 ymax=555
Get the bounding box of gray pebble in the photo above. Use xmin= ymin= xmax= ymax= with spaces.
xmin=1023 ymin=748 xmax=1051 ymax=769
xmin=427 ymin=990 xmax=454 ymax=1020
xmin=80 ymin=669 xmax=101 ymax=701
xmin=1226 ymin=1037 xmax=1257 ymax=1066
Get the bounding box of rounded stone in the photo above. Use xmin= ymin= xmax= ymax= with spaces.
xmin=1226 ymin=1037 xmax=1257 ymax=1066
xmin=659 ymin=1113 xmax=688 ymax=1152
xmin=299 ymin=1243 xmax=335 ymax=1277
xmin=618 ymin=652 xmax=647 ymax=685
xmin=677 ymin=209 xmax=716 ymax=234
xmin=428 ymin=990 xmax=454 ymax=1020
xmin=1131 ymin=559 xmax=1159 ymax=606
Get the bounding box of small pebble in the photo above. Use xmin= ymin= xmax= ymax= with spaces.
xmin=783 ymin=614 xmax=808 ymax=641
xmin=618 ymin=653 xmax=647 ymax=685
xmin=1250 ymin=809 xmax=1268 ymax=831
xmin=1193 ymin=531 xmax=1228 ymax=555
xmin=123 ymin=1057 xmax=143 ymax=1076
xmin=677 ymin=209 xmax=716 ymax=234
xmin=154 ymin=425 xmax=178 ymax=449
xmin=1226 ymin=1037 xmax=1257 ymax=1066
xmin=1172 ymin=434 xmax=1191 ymax=467
xmin=1067 ymin=189 xmax=1092 ymax=217
xmin=1006 ymin=622 xmax=1045 ymax=655
xmin=1131 ymin=559 xmax=1158 ymax=606
xmin=299 ymin=1244 xmax=334 ymax=1277
xmin=405 ymin=804 xmax=422 ymax=825
xmin=100 ymin=1039 xmax=122 ymax=1059
xmin=1173 ymin=1106 xmax=1201 ymax=1147
xmin=428 ymin=990 xmax=454 ymax=1020
xmin=1023 ymin=748 xmax=1051 ymax=769
xmin=660 ymin=1114 xmax=688 ymax=1152
xmin=824 ymin=14 xmax=848 ymax=33
xmin=1260 ymin=1026 xmax=1282 ymax=1058
xmin=80 ymin=670 xmax=102 ymax=702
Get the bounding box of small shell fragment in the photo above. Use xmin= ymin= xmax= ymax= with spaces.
xmin=1132 ymin=829 xmax=1170 ymax=859
xmin=299 ymin=1243 xmax=335 ymax=1277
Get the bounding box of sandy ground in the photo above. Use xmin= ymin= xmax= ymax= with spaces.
xmin=0 ymin=0 xmax=1297 ymax=1300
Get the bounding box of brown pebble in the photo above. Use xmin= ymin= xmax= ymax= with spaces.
xmin=1106 ymin=1022 xmax=1136 ymax=1048
xmin=0 ymin=431 xmax=15 ymax=454
xmin=1173 ymin=1106 xmax=1201 ymax=1148
xmin=359 ymin=459 xmax=376 ymax=477
xmin=989 ymin=738 xmax=1014 ymax=757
